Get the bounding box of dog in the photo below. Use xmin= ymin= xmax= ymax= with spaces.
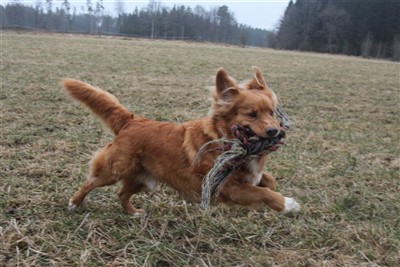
xmin=62 ymin=67 xmax=300 ymax=215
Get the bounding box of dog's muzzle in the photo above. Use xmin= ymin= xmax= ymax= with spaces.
xmin=230 ymin=124 xmax=286 ymax=154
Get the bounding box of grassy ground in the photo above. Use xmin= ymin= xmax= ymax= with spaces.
xmin=1 ymin=32 xmax=399 ymax=266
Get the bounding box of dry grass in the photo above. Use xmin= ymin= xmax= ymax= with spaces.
xmin=1 ymin=31 xmax=399 ymax=266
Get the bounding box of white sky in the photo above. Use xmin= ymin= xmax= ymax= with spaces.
xmin=109 ymin=0 xmax=290 ymax=30
xmin=117 ymin=1 xmax=290 ymax=30
xmin=4 ymin=0 xmax=290 ymax=30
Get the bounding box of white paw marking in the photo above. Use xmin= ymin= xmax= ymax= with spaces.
xmin=68 ymin=199 xmax=77 ymax=211
xmin=130 ymin=211 xmax=145 ymax=217
xmin=282 ymin=197 xmax=300 ymax=214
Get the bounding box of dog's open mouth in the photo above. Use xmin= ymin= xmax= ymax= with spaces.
xmin=230 ymin=124 xmax=286 ymax=155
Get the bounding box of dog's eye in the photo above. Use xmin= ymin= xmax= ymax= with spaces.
xmin=269 ymin=111 xmax=274 ymax=116
xmin=248 ymin=112 xmax=257 ymax=118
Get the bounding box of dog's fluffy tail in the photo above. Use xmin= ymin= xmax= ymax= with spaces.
xmin=62 ymin=79 xmax=133 ymax=135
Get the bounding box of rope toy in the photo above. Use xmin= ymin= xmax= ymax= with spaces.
xmin=195 ymin=104 xmax=290 ymax=210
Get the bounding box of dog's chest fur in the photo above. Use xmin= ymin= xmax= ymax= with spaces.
xmin=243 ymin=158 xmax=263 ymax=185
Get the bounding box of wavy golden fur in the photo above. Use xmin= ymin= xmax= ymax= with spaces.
xmin=62 ymin=67 xmax=300 ymax=215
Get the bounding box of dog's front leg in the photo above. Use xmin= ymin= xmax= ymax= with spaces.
xmin=258 ymin=172 xmax=276 ymax=191
xmin=220 ymin=182 xmax=300 ymax=214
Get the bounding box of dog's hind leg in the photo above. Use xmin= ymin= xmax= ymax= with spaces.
xmin=118 ymin=178 xmax=146 ymax=215
xmin=68 ymin=173 xmax=117 ymax=211
xmin=118 ymin=172 xmax=158 ymax=214
xmin=68 ymin=144 xmax=117 ymax=211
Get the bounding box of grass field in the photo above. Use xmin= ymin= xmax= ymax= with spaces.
xmin=1 ymin=31 xmax=399 ymax=266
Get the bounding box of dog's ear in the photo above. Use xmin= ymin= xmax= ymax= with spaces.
xmin=215 ymin=68 xmax=238 ymax=99
xmin=246 ymin=66 xmax=268 ymax=90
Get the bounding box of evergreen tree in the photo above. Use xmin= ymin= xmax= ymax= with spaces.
xmin=276 ymin=0 xmax=400 ymax=60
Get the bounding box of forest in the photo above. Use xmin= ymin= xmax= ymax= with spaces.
xmin=1 ymin=0 xmax=399 ymax=60
xmin=0 ymin=0 xmax=270 ymax=47
xmin=274 ymin=0 xmax=400 ymax=60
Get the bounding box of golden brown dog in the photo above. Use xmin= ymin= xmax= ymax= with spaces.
xmin=63 ymin=67 xmax=300 ymax=214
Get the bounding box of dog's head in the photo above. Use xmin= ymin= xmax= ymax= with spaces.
xmin=211 ymin=66 xmax=283 ymax=140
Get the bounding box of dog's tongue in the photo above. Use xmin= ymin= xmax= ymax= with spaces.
xmin=268 ymin=146 xmax=279 ymax=152
xmin=267 ymin=138 xmax=285 ymax=152
xmin=277 ymin=138 xmax=285 ymax=145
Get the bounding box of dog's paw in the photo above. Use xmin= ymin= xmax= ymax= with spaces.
xmin=126 ymin=208 xmax=145 ymax=216
xmin=68 ymin=199 xmax=78 ymax=212
xmin=129 ymin=210 xmax=146 ymax=217
xmin=281 ymin=197 xmax=300 ymax=214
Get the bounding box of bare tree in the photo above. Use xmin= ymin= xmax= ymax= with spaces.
xmin=62 ymin=0 xmax=72 ymax=30
xmin=45 ymin=0 xmax=52 ymax=13
xmin=393 ymin=34 xmax=400 ymax=61
xmin=115 ymin=0 xmax=124 ymax=33
xmin=86 ymin=0 xmax=93 ymax=33
xmin=361 ymin=32 xmax=374 ymax=58
xmin=146 ymin=0 xmax=161 ymax=15
xmin=147 ymin=0 xmax=162 ymax=38
xmin=45 ymin=0 xmax=53 ymax=29
xmin=95 ymin=0 xmax=104 ymax=33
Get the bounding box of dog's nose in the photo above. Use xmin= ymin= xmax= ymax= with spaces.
xmin=266 ymin=127 xmax=279 ymax=137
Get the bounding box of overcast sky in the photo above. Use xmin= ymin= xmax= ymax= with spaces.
xmin=7 ymin=0 xmax=290 ymax=30
xmin=110 ymin=0 xmax=290 ymax=30
xmin=114 ymin=0 xmax=290 ymax=30
xmin=209 ymin=1 xmax=290 ymax=30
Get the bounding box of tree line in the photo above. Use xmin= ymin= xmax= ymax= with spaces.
xmin=0 ymin=0 xmax=270 ymax=47
xmin=2 ymin=0 xmax=398 ymax=60
xmin=273 ymin=0 xmax=400 ymax=60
